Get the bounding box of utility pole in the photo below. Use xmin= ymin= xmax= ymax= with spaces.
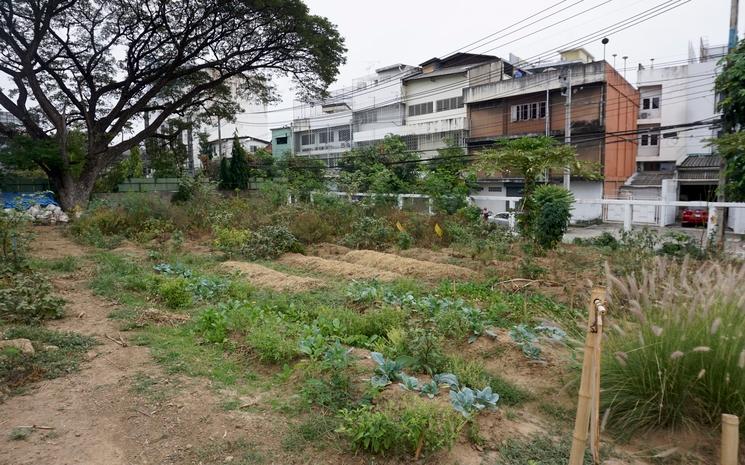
xmin=729 ymin=0 xmax=740 ymax=51
xmin=560 ymin=67 xmax=573 ymax=189
xmin=217 ymin=116 xmax=223 ymax=158
xmin=187 ymin=117 xmax=194 ymax=176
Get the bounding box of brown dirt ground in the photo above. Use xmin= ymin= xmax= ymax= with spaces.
xmin=29 ymin=226 xmax=86 ymax=260
xmin=306 ymin=242 xmax=352 ymax=258
xmin=395 ymin=247 xmax=484 ymax=271
xmin=341 ymin=250 xmax=477 ymax=281
xmin=277 ymin=253 xmax=402 ymax=281
xmin=220 ymin=260 xmax=325 ymax=292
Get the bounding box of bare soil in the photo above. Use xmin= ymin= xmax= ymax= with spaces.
xmin=342 ymin=250 xmax=477 ymax=281
xmin=278 ymin=253 xmax=401 ymax=281
xmin=220 ymin=260 xmax=325 ymax=292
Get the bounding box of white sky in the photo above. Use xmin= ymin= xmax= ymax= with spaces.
xmin=267 ymin=0 xmax=742 ymax=127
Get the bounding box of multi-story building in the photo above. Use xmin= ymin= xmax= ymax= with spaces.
xmin=623 ymin=39 xmax=724 ymax=205
xmin=464 ymin=48 xmax=639 ymax=219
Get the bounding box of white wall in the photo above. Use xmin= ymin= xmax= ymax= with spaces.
xmin=636 ymin=60 xmax=719 ymax=164
xmin=727 ymin=208 xmax=745 ymax=234
xmin=570 ymin=181 xmax=603 ymax=222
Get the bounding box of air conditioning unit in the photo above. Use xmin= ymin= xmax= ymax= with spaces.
xmin=640 ymin=112 xmax=650 ymax=119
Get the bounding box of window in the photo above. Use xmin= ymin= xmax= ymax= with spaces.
xmin=301 ymin=134 xmax=314 ymax=146
xmin=642 ymin=97 xmax=661 ymax=110
xmin=319 ymin=131 xmax=335 ymax=144
xmin=276 ymin=136 xmax=288 ymax=145
xmin=338 ymin=128 xmax=351 ymax=142
xmin=436 ymin=96 xmax=464 ymax=112
xmin=641 ymin=133 xmax=659 ymax=146
xmin=354 ymin=109 xmax=379 ymax=125
xmin=488 ymin=186 xmax=503 ymax=193
xmin=511 ymin=101 xmax=547 ymax=121
xmin=408 ymin=102 xmax=434 ymax=117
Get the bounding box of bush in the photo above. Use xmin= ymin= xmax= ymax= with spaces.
xmin=338 ymin=397 xmax=463 ymax=456
xmin=242 ymin=225 xmax=302 ymax=260
xmin=212 ymin=227 xmax=251 ymax=256
xmin=155 ymin=277 xmax=193 ymax=309
xmin=342 ymin=216 xmax=395 ymax=250
xmin=0 ymin=270 xmax=65 ymax=324
xmin=196 ymin=307 xmax=229 ymax=343
xmin=602 ymin=259 xmax=745 ymax=434
xmin=289 ymin=210 xmax=334 ymax=244
xmin=0 ymin=210 xmax=32 ymax=271
xmin=531 ymin=185 xmax=573 ymax=249
xmin=244 ymin=314 xmax=300 ymax=363
xmin=446 ymin=356 xmax=530 ymax=406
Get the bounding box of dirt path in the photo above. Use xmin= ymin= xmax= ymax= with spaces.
xmin=0 ymin=228 xmax=260 ymax=465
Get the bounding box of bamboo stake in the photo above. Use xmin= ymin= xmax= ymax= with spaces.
xmin=590 ymin=298 xmax=606 ymax=464
xmin=721 ymin=414 xmax=739 ymax=465
xmin=568 ymin=288 xmax=607 ymax=465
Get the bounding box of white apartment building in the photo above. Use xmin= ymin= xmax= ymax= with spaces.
xmin=625 ymin=40 xmax=725 ymax=204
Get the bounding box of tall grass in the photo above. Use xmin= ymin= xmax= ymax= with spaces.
xmin=602 ymin=258 xmax=745 ymax=434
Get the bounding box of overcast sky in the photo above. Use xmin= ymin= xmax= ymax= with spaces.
xmin=267 ymin=0 xmax=741 ymax=127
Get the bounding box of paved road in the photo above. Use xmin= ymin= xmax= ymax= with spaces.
xmin=564 ymin=223 xmax=745 ymax=257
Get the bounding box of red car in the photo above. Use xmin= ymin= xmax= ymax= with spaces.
xmin=681 ymin=208 xmax=708 ymax=227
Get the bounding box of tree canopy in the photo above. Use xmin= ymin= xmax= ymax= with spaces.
xmin=0 ymin=0 xmax=346 ymax=210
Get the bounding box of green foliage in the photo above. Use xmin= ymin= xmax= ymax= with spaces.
xmin=531 ymin=185 xmax=574 ymax=249
xmin=342 ymin=216 xmax=395 ymax=250
xmin=716 ymin=38 xmax=745 ymax=131
xmin=449 ymin=386 xmax=499 ymax=419
xmin=602 ymin=260 xmax=745 ymax=434
xmin=446 ymin=356 xmax=530 ymax=406
xmin=0 ymin=210 xmax=32 ymax=271
xmin=421 ymin=139 xmax=477 ymax=214
xmin=218 ymin=157 xmax=232 ymax=190
xmin=146 ymin=137 xmax=188 ymax=178
xmin=196 ymin=308 xmax=229 ymax=343
xmin=229 ymin=136 xmax=251 ymax=190
xmin=495 ymin=433 xmax=592 ymax=465
xmin=156 ymin=277 xmax=194 ymax=309
xmin=0 ymin=326 xmax=96 ymax=392
xmin=288 ymin=209 xmax=334 ymax=244
xmin=279 ymin=155 xmax=327 ymax=200
xmin=242 ymin=225 xmax=302 ymax=260
xmin=172 ymin=174 xmax=215 ymax=203
xmin=0 ymin=269 xmax=65 ymax=324
xmin=338 ymin=135 xmax=420 ymax=194
xmin=709 ymin=131 xmax=744 ymax=201
xmin=95 ymin=146 xmax=145 ymax=193
xmin=8 ymin=427 xmax=31 ymax=440
xmin=470 ymin=137 xmax=592 ymax=236
xmin=212 ymin=227 xmax=252 ymax=255
xmin=398 ymin=328 xmax=448 ymax=375
xmin=338 ymin=398 xmax=463 ymax=456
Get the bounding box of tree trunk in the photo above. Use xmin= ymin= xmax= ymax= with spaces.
xmin=51 ymin=165 xmax=100 ymax=212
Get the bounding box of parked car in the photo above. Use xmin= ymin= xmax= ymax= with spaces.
xmin=487 ymin=211 xmax=512 ymax=227
xmin=681 ymin=208 xmax=708 ymax=227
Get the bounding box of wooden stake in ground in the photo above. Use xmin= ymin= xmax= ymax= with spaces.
xmin=721 ymin=414 xmax=739 ymax=465
xmin=568 ymin=288 xmax=607 ymax=465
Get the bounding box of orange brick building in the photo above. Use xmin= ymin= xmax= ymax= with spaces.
xmin=464 ymin=53 xmax=639 ymax=199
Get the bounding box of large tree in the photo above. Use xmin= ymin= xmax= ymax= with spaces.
xmin=713 ymin=39 xmax=745 ymax=201
xmin=0 ymin=0 xmax=345 ymax=210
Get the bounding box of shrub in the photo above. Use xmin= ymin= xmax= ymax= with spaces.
xmin=338 ymin=398 xmax=463 ymax=456
xmin=301 ymin=371 xmax=355 ymax=411
xmin=531 ymin=185 xmax=574 ymax=249
xmin=242 ymin=225 xmax=302 ymax=260
xmin=289 ymin=210 xmax=334 ymax=244
xmin=0 ymin=210 xmax=32 ymax=271
xmin=212 ymin=226 xmax=251 ymax=256
xmin=196 ymin=307 xmax=229 ymax=343
xmin=396 ymin=232 xmax=413 ymax=250
xmin=156 ymin=277 xmax=193 ymax=309
xmin=244 ymin=314 xmax=300 ymax=363
xmin=399 ymin=328 xmax=448 ymax=375
xmin=342 ymin=216 xmax=395 ymax=250
xmin=602 ymin=259 xmax=745 ymax=434
xmin=0 ymin=270 xmax=65 ymax=324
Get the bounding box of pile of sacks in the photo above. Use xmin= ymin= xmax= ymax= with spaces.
xmin=3 ymin=204 xmax=70 ymax=224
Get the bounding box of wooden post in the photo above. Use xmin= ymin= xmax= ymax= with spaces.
xmin=569 ymin=288 xmax=607 ymax=465
xmin=721 ymin=414 xmax=739 ymax=465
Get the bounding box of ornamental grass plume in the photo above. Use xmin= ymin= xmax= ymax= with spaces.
xmin=601 ymin=258 xmax=745 ymax=434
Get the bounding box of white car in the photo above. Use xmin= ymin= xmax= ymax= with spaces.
xmin=487 ymin=211 xmax=519 ymax=231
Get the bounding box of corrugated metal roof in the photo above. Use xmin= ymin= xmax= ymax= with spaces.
xmin=679 ymin=154 xmax=722 ymax=169
xmin=629 ymin=172 xmax=675 ymax=186
xmin=678 ymin=170 xmax=720 ymax=180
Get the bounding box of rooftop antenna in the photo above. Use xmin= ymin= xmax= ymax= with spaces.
xmin=601 ymin=38 xmax=609 ymax=62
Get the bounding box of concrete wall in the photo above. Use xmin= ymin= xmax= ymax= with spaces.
xmin=570 ymin=181 xmax=603 ymax=222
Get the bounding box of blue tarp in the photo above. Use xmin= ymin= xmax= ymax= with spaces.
xmin=3 ymin=191 xmax=59 ymax=210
